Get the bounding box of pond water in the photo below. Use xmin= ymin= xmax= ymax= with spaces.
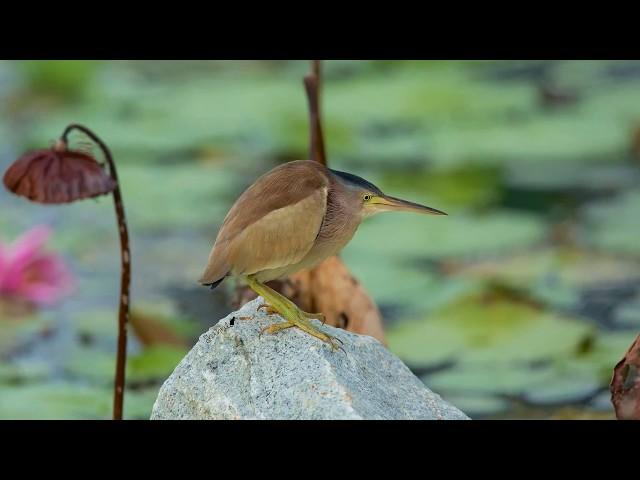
xmin=1 ymin=60 xmax=639 ymax=419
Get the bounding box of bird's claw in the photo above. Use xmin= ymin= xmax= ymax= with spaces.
xmin=328 ymin=338 xmax=346 ymax=354
xmin=257 ymin=304 xmax=279 ymax=316
xmin=259 ymin=321 xmax=294 ymax=337
xmin=322 ymin=334 xmax=346 ymax=354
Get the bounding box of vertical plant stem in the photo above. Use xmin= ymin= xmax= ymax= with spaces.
xmin=304 ymin=60 xmax=327 ymax=166
xmin=62 ymin=123 xmax=131 ymax=420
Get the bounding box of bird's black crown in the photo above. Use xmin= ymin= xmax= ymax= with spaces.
xmin=330 ymin=169 xmax=384 ymax=195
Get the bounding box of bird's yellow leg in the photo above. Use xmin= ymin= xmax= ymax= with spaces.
xmin=258 ymin=303 xmax=325 ymax=323
xmin=247 ymin=276 xmax=342 ymax=352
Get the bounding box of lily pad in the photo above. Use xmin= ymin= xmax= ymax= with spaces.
xmin=0 ymin=360 xmax=50 ymax=384
xmin=436 ymin=393 xmax=510 ymax=418
xmin=0 ymin=383 xmax=112 ymax=419
xmin=347 ymin=210 xmax=546 ymax=262
xmin=444 ymin=248 xmax=640 ymax=311
xmin=379 ymin=164 xmax=503 ymax=211
xmin=70 ymin=309 xmax=120 ymax=343
xmin=0 ymin=313 xmax=54 ymax=357
xmin=582 ymin=189 xmax=640 ymax=256
xmin=127 ymin=345 xmax=188 ymax=383
xmin=62 ymin=347 xmax=116 ymax=384
xmin=425 ymin=365 xmax=557 ymax=396
xmin=522 ymin=375 xmax=602 ymax=405
xmin=340 ymin=250 xmax=479 ymax=321
xmin=118 ymin=163 xmax=241 ymax=231
xmin=387 ymin=289 xmax=593 ymax=366
xmin=613 ymin=297 xmax=640 ymax=329
xmin=16 ymin=60 xmax=102 ymax=101
xmin=0 ymin=383 xmax=161 ymax=419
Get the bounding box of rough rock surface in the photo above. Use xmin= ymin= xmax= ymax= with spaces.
xmin=151 ymin=297 xmax=469 ymax=420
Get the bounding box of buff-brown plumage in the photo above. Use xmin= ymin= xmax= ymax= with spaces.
xmin=200 ymin=161 xmax=330 ymax=285
xmin=200 ymin=159 xmax=446 ymax=289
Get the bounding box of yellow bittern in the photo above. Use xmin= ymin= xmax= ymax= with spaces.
xmin=199 ymin=160 xmax=446 ymax=350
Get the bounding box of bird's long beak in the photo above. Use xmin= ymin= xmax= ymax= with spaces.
xmin=373 ymin=195 xmax=447 ymax=215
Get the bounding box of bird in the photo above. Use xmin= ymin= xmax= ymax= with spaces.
xmin=199 ymin=160 xmax=446 ymax=351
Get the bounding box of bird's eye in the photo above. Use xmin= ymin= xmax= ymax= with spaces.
xmin=363 ymin=194 xmax=372 ymax=202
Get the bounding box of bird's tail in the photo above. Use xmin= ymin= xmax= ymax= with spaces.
xmin=201 ymin=276 xmax=226 ymax=290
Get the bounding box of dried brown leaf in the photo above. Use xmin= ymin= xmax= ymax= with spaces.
xmin=130 ymin=309 xmax=188 ymax=349
xmin=3 ymin=147 xmax=116 ymax=204
xmin=610 ymin=333 xmax=640 ymax=420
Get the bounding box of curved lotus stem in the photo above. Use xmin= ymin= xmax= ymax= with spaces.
xmin=62 ymin=123 xmax=131 ymax=420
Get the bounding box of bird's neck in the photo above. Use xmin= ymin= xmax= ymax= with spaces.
xmin=318 ymin=180 xmax=361 ymax=244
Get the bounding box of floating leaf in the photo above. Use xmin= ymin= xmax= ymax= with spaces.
xmin=0 ymin=384 xmax=111 ymax=419
xmin=348 ymin=210 xmax=546 ymax=262
xmin=437 ymin=393 xmax=510 ymax=418
xmin=522 ymin=375 xmax=601 ymax=405
xmin=0 ymin=383 xmax=161 ymax=419
xmin=127 ymin=345 xmax=188 ymax=383
xmin=380 ymin=164 xmax=503 ymax=211
xmin=118 ymin=164 xmax=240 ymax=231
xmin=582 ymin=189 xmax=640 ymax=256
xmin=0 ymin=361 xmax=50 ymax=384
xmin=387 ymin=290 xmax=593 ymax=367
xmin=425 ymin=365 xmax=557 ymax=396
xmin=62 ymin=347 xmax=115 ymax=384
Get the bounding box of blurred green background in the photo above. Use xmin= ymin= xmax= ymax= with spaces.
xmin=1 ymin=60 xmax=640 ymax=419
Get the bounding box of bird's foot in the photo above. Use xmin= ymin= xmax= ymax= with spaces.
xmin=258 ymin=303 xmax=326 ymax=324
xmin=257 ymin=304 xmax=278 ymax=315
xmin=258 ymin=303 xmax=343 ymax=353
xmin=246 ymin=277 xmax=342 ymax=353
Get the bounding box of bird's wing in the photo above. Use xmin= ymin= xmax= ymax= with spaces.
xmin=228 ymin=185 xmax=327 ymax=275
xmin=199 ymin=161 xmax=329 ymax=283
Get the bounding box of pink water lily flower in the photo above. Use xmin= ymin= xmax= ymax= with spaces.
xmin=0 ymin=226 xmax=75 ymax=307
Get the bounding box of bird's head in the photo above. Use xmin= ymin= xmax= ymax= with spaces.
xmin=330 ymin=168 xmax=447 ymax=219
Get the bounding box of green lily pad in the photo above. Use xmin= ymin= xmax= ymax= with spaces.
xmin=125 ymin=388 xmax=163 ymax=419
xmin=561 ymin=331 xmax=638 ymax=383
xmin=340 ymin=250 xmax=479 ymax=320
xmin=118 ymin=163 xmax=241 ymax=231
xmin=426 ymin=361 xmax=603 ymax=406
xmin=0 ymin=383 xmax=162 ymax=419
xmin=582 ymin=189 xmax=640 ymax=256
xmin=445 ymin=248 xmax=640 ymax=311
xmin=0 ymin=314 xmax=54 ymax=357
xmin=419 ymin=328 xmax=630 ymax=403
xmin=127 ymin=345 xmax=187 ymax=383
xmin=522 ymin=375 xmax=601 ymax=405
xmin=425 ymin=365 xmax=557 ymax=396
xmin=62 ymin=347 xmax=116 ymax=384
xmin=16 ymin=60 xmax=102 ymax=101
xmin=387 ymin=290 xmax=593 ymax=366
xmin=379 ymin=164 xmax=503 ymax=211
xmin=0 ymin=383 xmax=112 ymax=419
xmin=0 ymin=361 xmax=51 ymax=384
xmin=347 ymin=210 xmax=546 ymax=262
xmin=71 ymin=309 xmax=120 ymax=342
xmin=436 ymin=393 xmax=510 ymax=418
xmin=613 ymin=297 xmax=640 ymax=329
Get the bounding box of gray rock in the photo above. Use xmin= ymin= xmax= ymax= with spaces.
xmin=151 ymin=297 xmax=469 ymax=420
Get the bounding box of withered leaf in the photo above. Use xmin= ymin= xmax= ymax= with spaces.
xmin=3 ymin=148 xmax=116 ymax=204
xmin=610 ymin=333 xmax=640 ymax=420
